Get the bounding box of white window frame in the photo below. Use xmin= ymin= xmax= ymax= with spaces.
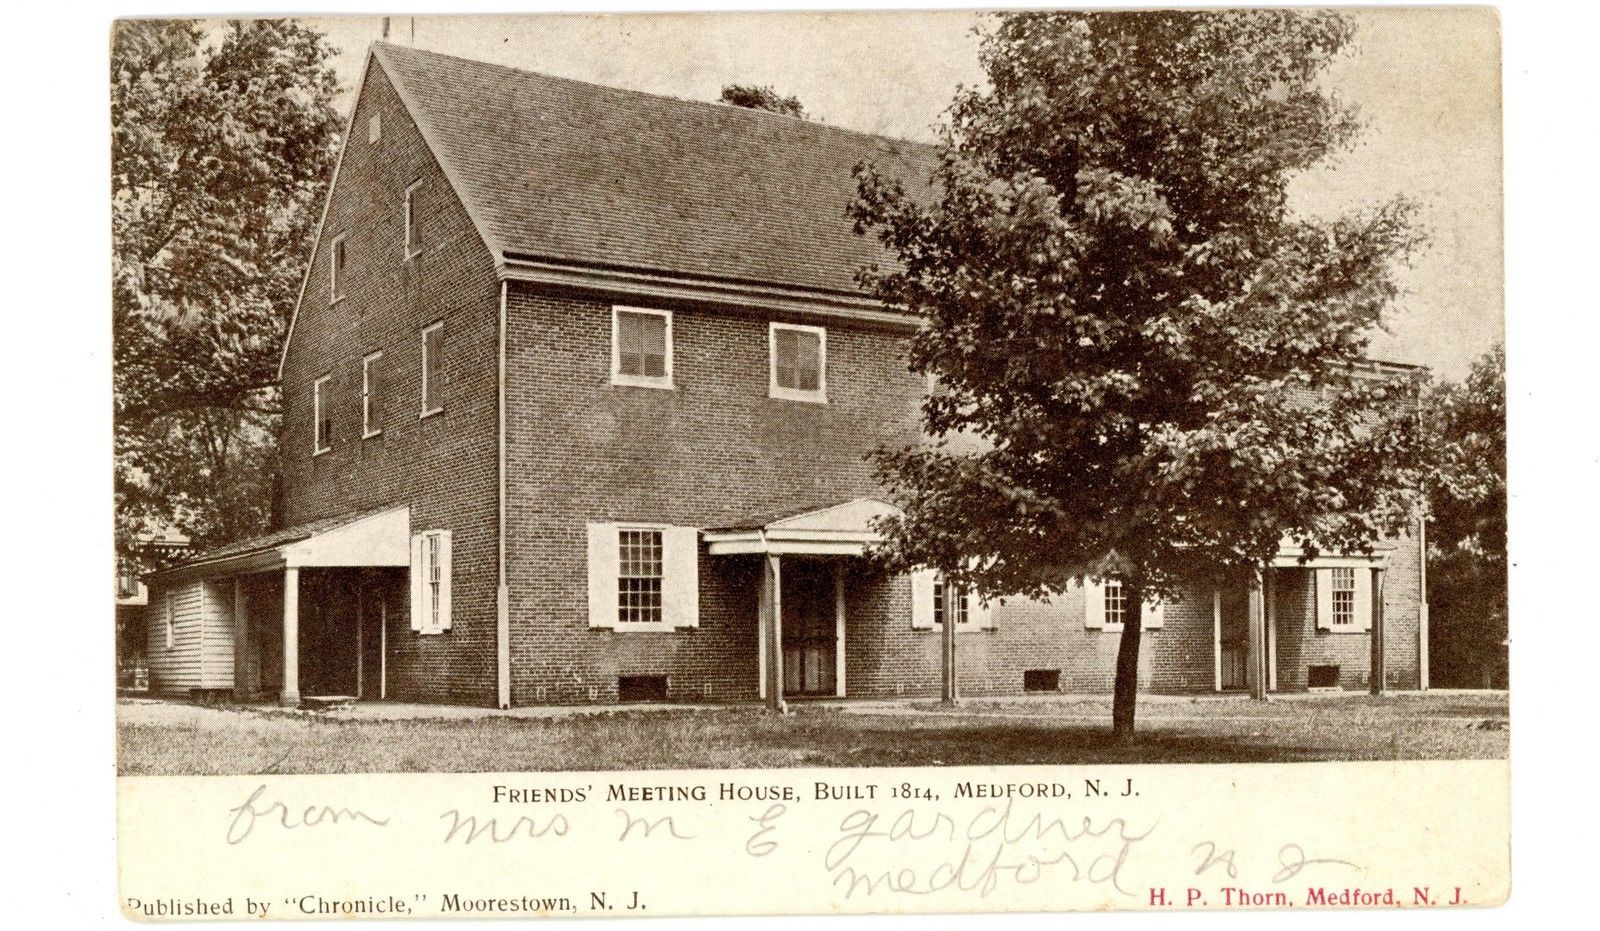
xmin=768 ymin=322 xmax=827 ymax=403
xmin=425 ymin=532 xmax=443 ymax=631
xmin=164 ymin=591 xmax=174 ymax=650
xmin=403 ymin=179 xmax=423 ymax=260
xmin=615 ymin=524 xmax=668 ymax=629
xmin=329 ymin=233 xmax=348 ymax=303
xmin=420 ymin=321 xmax=444 ymax=418
xmin=368 ymin=113 xmax=381 ymax=143
xmin=1330 ymin=566 xmax=1357 ymax=628
xmin=361 ymin=350 xmax=383 ymax=438
xmin=933 ymin=575 xmax=971 ymax=628
xmin=610 ymin=306 xmax=674 ymax=390
xmin=312 ymin=373 xmax=333 ymax=455
xmin=1101 ymin=578 xmax=1128 ymax=632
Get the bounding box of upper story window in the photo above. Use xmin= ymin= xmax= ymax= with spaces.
xmin=769 ymin=322 xmax=826 ymax=402
xmin=313 ymin=374 xmax=333 ymax=455
xmin=611 ymin=306 xmax=673 ymax=389
xmin=368 ymin=113 xmax=381 ymax=143
xmin=403 ymin=180 xmax=423 ymax=259
xmin=1331 ymin=567 xmax=1357 ymax=627
xmin=361 ymin=350 xmax=383 ymax=438
xmin=329 ymin=234 xmax=348 ymax=303
xmin=420 ymin=321 xmax=444 ymax=417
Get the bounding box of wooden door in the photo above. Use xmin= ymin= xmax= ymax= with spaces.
xmin=781 ymin=560 xmax=836 ymax=696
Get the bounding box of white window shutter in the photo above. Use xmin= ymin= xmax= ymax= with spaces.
xmin=1315 ymin=568 xmax=1334 ymax=630
xmin=436 ymin=531 xmax=452 ymax=631
xmin=586 ymin=523 xmax=619 ymax=629
xmin=662 ymin=526 xmax=700 ymax=628
xmin=1354 ymin=568 xmax=1373 ymax=631
xmin=1084 ymin=579 xmax=1105 ymax=629
xmin=968 ymin=591 xmax=995 ymax=629
xmin=409 ymin=532 xmax=424 ymax=631
xmin=910 ymin=569 xmax=936 ymax=629
xmin=1142 ymin=596 xmax=1165 ymax=629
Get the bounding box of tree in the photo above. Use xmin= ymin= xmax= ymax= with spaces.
xmin=719 ymin=84 xmax=807 ymax=119
xmin=113 ymin=19 xmax=340 ymax=571
xmin=851 ymin=10 xmax=1422 ymax=739
xmin=1422 ymin=345 xmax=1506 ymax=687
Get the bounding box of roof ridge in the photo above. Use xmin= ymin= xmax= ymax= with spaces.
xmin=370 ymin=40 xmax=939 ymax=154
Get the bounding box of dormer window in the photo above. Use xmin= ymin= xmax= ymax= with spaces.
xmin=330 ymin=234 xmax=348 ymax=302
xmin=404 ymin=180 xmax=423 ymax=259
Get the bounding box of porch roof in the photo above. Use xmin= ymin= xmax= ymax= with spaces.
xmin=149 ymin=507 xmax=412 ymax=583
xmin=703 ymin=497 xmax=899 ymax=557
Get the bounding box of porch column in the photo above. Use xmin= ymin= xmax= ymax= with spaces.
xmin=1265 ymin=569 xmax=1278 ymax=692
xmin=1369 ymin=566 xmax=1387 ymax=695
xmin=1246 ymin=570 xmax=1268 ymax=700
xmin=1211 ymin=589 xmax=1222 ymax=692
xmin=232 ymin=576 xmax=248 ymax=699
xmin=941 ymin=586 xmax=958 ymax=705
xmin=834 ymin=563 xmax=847 ymax=698
xmin=281 ymin=566 xmax=300 ymax=707
xmin=760 ymin=555 xmax=786 ymax=712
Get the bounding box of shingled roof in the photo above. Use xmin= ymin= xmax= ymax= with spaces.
xmin=371 ymin=42 xmax=939 ymax=297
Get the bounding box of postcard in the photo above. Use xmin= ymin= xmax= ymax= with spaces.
xmin=112 ymin=6 xmax=1508 ymax=920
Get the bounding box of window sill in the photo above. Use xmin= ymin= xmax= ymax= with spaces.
xmin=313 ymin=446 xmax=331 ymax=458
xmin=330 ymin=295 xmax=346 ymax=306
xmin=362 ymin=429 xmax=383 ymax=440
xmin=404 ymin=248 xmax=422 ymax=262
xmin=611 ymin=374 xmax=675 ymax=391
xmin=420 ymin=406 xmax=444 ymax=420
xmin=601 ymin=623 xmax=680 ymax=633
xmin=769 ymin=388 xmax=827 ymax=404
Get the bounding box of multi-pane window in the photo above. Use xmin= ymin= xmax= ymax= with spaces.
xmin=330 ymin=235 xmax=347 ymax=302
xmin=613 ymin=308 xmax=671 ymax=385
xmin=1331 ymin=567 xmax=1357 ymax=627
xmin=404 ymin=180 xmax=422 ymax=258
xmin=1103 ymin=579 xmax=1127 ymax=628
xmin=362 ymin=351 xmax=382 ymax=437
xmin=313 ymin=374 xmax=333 ymax=453
xmin=770 ymin=323 xmax=824 ymax=400
xmin=424 ymin=532 xmax=443 ymax=630
xmin=933 ymin=576 xmax=969 ymax=627
xmin=421 ymin=322 xmax=444 ymax=415
xmin=164 ymin=591 xmax=174 ymax=649
xmin=617 ymin=529 xmax=664 ymax=625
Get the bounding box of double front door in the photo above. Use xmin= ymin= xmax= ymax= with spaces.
xmin=781 ymin=560 xmax=839 ymax=696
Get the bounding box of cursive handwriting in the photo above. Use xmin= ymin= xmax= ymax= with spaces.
xmin=616 ymin=809 xmax=695 ymax=841
xmin=1272 ymin=842 xmax=1362 ymax=883
xmin=225 ymin=784 xmax=388 ymax=845
xmin=439 ymin=809 xmax=570 ymax=844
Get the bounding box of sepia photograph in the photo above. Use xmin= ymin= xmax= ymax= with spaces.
xmin=114 ymin=7 xmax=1505 ymax=779
xmin=90 ymin=2 xmax=1529 ymax=921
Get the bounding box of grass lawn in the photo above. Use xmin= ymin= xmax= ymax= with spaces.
xmin=117 ymin=692 xmax=1507 ymax=776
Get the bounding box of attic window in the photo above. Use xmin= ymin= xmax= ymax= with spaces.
xmin=611 ymin=306 xmax=673 ymax=389
xmin=368 ymin=113 xmax=381 ymax=143
xmin=330 ymin=234 xmax=347 ymax=302
xmin=404 ymin=180 xmax=423 ymax=259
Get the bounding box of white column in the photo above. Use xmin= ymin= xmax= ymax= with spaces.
xmin=834 ymin=562 xmax=847 ymax=698
xmin=1247 ymin=570 xmax=1267 ymax=701
xmin=1212 ymin=589 xmax=1222 ymax=692
xmin=281 ymin=566 xmax=300 ymax=707
xmin=1266 ymin=569 xmax=1278 ymax=692
xmin=761 ymin=555 xmax=785 ymax=712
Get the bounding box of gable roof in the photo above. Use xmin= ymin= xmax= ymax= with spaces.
xmin=370 ymin=42 xmax=940 ymax=297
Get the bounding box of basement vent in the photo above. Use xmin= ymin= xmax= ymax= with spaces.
xmin=1023 ymin=669 xmax=1061 ymax=692
xmin=1307 ymin=664 xmax=1341 ymax=689
xmin=618 ymin=675 xmax=669 ymax=703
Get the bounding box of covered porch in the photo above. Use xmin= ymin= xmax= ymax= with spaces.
xmin=704 ymin=498 xmax=900 ymax=711
xmin=1211 ymin=546 xmax=1397 ymax=698
xmin=151 ymin=507 xmax=412 ymax=707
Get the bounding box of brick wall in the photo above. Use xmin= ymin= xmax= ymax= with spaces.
xmin=278 ymin=59 xmax=502 ymax=704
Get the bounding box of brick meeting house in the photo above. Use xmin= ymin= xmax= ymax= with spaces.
xmin=141 ymin=43 xmax=1429 ymax=709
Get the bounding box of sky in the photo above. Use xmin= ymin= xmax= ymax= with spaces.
xmin=291 ymin=8 xmax=1502 ymax=382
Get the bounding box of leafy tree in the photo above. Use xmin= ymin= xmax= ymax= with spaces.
xmin=719 ymin=83 xmax=807 ymax=119
xmin=851 ymin=10 xmax=1423 ymax=738
xmin=1422 ymin=345 xmax=1506 ymax=687
xmin=113 ymin=19 xmax=340 ymax=571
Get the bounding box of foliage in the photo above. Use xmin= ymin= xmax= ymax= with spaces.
xmin=719 ymin=83 xmax=807 ymax=119
xmin=850 ymin=10 xmax=1424 ymax=733
xmin=112 ymin=19 xmax=340 ymax=570
xmin=1422 ymin=344 xmax=1507 ymax=687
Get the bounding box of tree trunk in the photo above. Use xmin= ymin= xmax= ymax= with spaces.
xmin=1111 ymin=580 xmax=1144 ymax=742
